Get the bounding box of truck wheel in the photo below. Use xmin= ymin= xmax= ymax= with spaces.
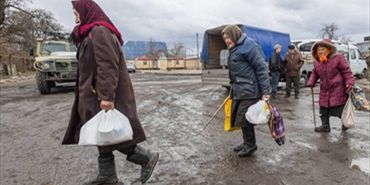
xmin=36 ymin=71 xmax=51 ymax=94
xmin=360 ymin=69 xmax=367 ymax=79
xmin=300 ymin=74 xmax=308 ymax=88
xmin=50 ymin=81 xmax=56 ymax=87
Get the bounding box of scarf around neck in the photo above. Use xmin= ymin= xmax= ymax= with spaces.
xmin=71 ymin=0 xmax=123 ymax=46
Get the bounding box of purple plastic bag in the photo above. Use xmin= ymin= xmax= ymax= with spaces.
xmin=268 ymin=103 xmax=285 ymax=146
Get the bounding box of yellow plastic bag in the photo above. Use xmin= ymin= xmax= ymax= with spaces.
xmin=224 ymin=96 xmax=241 ymax=132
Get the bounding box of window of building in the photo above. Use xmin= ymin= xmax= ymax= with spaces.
xmin=143 ymin=60 xmax=147 ymax=65
xmin=176 ymin=60 xmax=179 ymax=65
xmin=152 ymin=60 xmax=157 ymax=66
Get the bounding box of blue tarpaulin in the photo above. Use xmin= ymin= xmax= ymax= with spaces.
xmin=201 ymin=24 xmax=291 ymax=63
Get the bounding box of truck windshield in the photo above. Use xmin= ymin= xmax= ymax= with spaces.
xmin=356 ymin=42 xmax=370 ymax=54
xmin=42 ymin=44 xmax=66 ymax=53
xmin=70 ymin=45 xmax=77 ymax=52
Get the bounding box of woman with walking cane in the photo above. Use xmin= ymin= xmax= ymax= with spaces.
xmin=307 ymin=39 xmax=354 ymax=132
xmin=221 ymin=25 xmax=270 ymax=157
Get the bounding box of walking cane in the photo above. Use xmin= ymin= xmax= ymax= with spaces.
xmin=195 ymin=96 xmax=229 ymax=136
xmin=311 ymin=88 xmax=317 ymax=128
xmin=196 ymin=85 xmax=232 ymax=136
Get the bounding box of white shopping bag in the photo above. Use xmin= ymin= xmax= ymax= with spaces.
xmin=341 ymin=97 xmax=355 ymax=129
xmin=78 ymin=109 xmax=133 ymax=146
xmin=245 ymin=100 xmax=271 ymax=125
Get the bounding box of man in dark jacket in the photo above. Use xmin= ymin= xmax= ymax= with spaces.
xmin=222 ymin=25 xmax=270 ymax=157
xmin=269 ymin=44 xmax=284 ymax=99
xmin=284 ymin=45 xmax=304 ymax=99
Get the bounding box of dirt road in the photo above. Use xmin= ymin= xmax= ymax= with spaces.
xmin=1 ymin=74 xmax=369 ymax=185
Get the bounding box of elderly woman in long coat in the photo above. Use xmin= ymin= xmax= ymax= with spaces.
xmin=62 ymin=0 xmax=158 ymax=184
xmin=307 ymin=39 xmax=354 ymax=132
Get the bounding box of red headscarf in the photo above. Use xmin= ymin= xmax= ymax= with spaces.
xmin=71 ymin=0 xmax=123 ymax=45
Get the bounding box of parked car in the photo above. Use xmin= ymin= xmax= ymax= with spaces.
xmin=336 ymin=43 xmax=368 ymax=78
xmin=126 ymin=63 xmax=136 ymax=73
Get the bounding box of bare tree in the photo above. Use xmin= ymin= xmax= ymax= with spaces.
xmin=0 ymin=9 xmax=34 ymax=55
xmin=318 ymin=22 xmax=339 ymax=40
xmin=340 ymin=36 xmax=353 ymax=44
xmin=145 ymin=38 xmax=167 ymax=58
xmin=0 ymin=7 xmax=62 ymax=57
xmin=145 ymin=38 xmax=157 ymax=57
xmin=169 ymin=42 xmax=185 ymax=57
xmin=30 ymin=8 xmax=63 ymax=38
xmin=0 ymin=0 xmax=31 ymax=27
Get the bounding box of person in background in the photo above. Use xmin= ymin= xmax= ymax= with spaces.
xmin=284 ymin=45 xmax=304 ymax=99
xmin=307 ymin=39 xmax=354 ymax=132
xmin=269 ymin=44 xmax=284 ymax=99
xmin=221 ymin=25 xmax=270 ymax=157
xmin=366 ymin=47 xmax=370 ymax=81
xmin=62 ymin=0 xmax=159 ymax=184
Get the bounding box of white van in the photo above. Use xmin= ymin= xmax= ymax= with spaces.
xmin=336 ymin=43 xmax=367 ymax=78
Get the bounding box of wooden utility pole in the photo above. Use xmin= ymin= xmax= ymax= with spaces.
xmin=8 ymin=55 xmax=12 ymax=76
xmin=196 ymin=33 xmax=200 ymax=69
xmin=184 ymin=49 xmax=186 ymax=69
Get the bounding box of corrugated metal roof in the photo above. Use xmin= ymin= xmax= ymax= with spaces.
xmin=122 ymin=41 xmax=167 ymax=60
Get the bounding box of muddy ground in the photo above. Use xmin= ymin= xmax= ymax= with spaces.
xmin=1 ymin=74 xmax=369 ymax=185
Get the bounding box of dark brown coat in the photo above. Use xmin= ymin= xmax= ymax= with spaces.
xmin=283 ymin=50 xmax=304 ymax=77
xmin=62 ymin=26 xmax=146 ymax=152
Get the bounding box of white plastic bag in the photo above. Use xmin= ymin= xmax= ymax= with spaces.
xmin=78 ymin=109 xmax=133 ymax=146
xmin=341 ymin=97 xmax=355 ymax=129
xmin=245 ymin=100 xmax=271 ymax=125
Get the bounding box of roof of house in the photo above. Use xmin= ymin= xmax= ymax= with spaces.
xmin=136 ymin=57 xmax=158 ymax=60
xmin=167 ymin=57 xmax=183 ymax=60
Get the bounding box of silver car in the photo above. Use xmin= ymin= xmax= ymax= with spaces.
xmin=126 ymin=63 xmax=136 ymax=73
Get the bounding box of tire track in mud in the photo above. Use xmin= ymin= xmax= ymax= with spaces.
xmin=2 ymin=75 xmax=369 ymax=184
xmin=129 ymin=76 xmax=239 ymax=184
xmin=0 ymin=81 xmax=81 ymax=184
xmin=123 ymin=79 xmax=210 ymax=183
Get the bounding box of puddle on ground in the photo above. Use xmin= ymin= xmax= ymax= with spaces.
xmin=350 ymin=158 xmax=370 ymax=175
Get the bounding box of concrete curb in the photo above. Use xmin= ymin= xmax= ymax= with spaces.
xmin=137 ymin=70 xmax=201 ymax=76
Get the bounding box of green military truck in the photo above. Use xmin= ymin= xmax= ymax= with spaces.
xmin=30 ymin=38 xmax=78 ymax=94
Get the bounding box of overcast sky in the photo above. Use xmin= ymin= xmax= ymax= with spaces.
xmin=29 ymin=0 xmax=369 ymax=49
